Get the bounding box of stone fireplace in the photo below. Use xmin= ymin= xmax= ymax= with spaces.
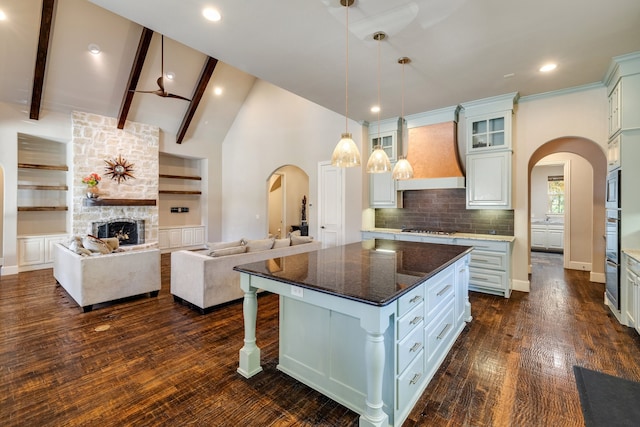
xmin=92 ymin=218 xmax=145 ymax=246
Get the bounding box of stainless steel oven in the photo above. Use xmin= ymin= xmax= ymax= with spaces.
xmin=605 ymin=209 xmax=620 ymax=310
xmin=606 ymin=169 xmax=621 ymax=209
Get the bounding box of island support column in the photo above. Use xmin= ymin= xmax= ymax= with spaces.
xmin=360 ymin=313 xmax=391 ymax=427
xmin=237 ymin=274 xmax=262 ymax=378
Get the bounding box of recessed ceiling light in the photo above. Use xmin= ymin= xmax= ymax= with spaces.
xmin=539 ymin=63 xmax=557 ymax=72
xmin=88 ymin=43 xmax=101 ymax=55
xmin=371 ymin=106 xmax=380 ymax=113
xmin=203 ymin=8 xmax=221 ymax=22
xmin=165 ymin=72 xmax=175 ymax=80
xmin=213 ymin=87 xmax=223 ymax=96
xmin=0 ymin=10 xmax=7 ymax=21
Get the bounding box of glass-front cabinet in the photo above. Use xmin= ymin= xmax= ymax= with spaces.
xmin=466 ymin=112 xmax=511 ymax=152
xmin=370 ymin=131 xmax=396 ymax=161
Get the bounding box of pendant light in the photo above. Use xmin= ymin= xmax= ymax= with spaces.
xmin=366 ymin=31 xmax=392 ymax=173
xmin=331 ymin=0 xmax=361 ymax=168
xmin=392 ymin=57 xmax=414 ymax=180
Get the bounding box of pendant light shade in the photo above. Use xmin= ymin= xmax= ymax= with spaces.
xmin=331 ymin=0 xmax=361 ymax=168
xmin=366 ymin=31 xmax=391 ymax=173
xmin=332 ymin=132 xmax=361 ymax=167
xmin=392 ymin=56 xmax=414 ymax=180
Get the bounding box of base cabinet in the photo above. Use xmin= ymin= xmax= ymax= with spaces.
xmin=18 ymin=234 xmax=68 ymax=272
xmin=626 ymin=254 xmax=640 ymax=336
xmin=158 ymin=226 xmax=205 ymax=252
xmin=277 ymin=255 xmax=470 ymax=426
xmin=531 ymin=224 xmax=564 ymax=252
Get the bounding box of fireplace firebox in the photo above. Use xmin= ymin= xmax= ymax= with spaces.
xmin=92 ymin=219 xmax=145 ymax=246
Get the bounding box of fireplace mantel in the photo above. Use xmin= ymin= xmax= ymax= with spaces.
xmin=82 ymin=198 xmax=156 ymax=207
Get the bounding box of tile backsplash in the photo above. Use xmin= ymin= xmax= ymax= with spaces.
xmin=375 ymin=189 xmax=514 ymax=236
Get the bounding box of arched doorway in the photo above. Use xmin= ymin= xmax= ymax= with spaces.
xmin=267 ymin=165 xmax=309 ymax=239
xmin=528 ymin=137 xmax=607 ymax=282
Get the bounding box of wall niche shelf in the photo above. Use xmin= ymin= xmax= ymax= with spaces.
xmin=159 ymin=174 xmax=201 ymax=181
xmin=18 ymin=206 xmax=68 ymax=212
xmin=83 ymin=198 xmax=157 ymax=207
xmin=18 ymin=163 xmax=68 ymax=171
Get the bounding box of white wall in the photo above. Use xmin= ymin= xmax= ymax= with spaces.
xmin=530 ymin=164 xmax=565 ymax=221
xmin=220 ymin=79 xmax=363 ymax=243
xmin=512 ymin=85 xmax=608 ymax=290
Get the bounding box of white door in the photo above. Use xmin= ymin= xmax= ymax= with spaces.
xmin=318 ymin=161 xmax=344 ymax=248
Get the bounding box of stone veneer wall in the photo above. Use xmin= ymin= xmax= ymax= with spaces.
xmin=71 ymin=112 xmax=159 ymax=243
xmin=375 ymin=188 xmax=514 ymax=236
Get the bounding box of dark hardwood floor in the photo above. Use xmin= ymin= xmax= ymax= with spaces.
xmin=2 ymin=251 xmax=640 ymax=426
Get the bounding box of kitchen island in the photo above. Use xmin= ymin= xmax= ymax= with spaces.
xmin=235 ymin=239 xmax=472 ymax=427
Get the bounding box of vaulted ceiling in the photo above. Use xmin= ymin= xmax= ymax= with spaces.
xmin=1 ymin=0 xmax=640 ymax=144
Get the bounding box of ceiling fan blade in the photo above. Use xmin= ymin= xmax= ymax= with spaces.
xmin=165 ymin=93 xmax=192 ymax=102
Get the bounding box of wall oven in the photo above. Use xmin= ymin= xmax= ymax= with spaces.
xmin=606 ymin=169 xmax=621 ymax=209
xmin=605 ymin=208 xmax=621 ymax=310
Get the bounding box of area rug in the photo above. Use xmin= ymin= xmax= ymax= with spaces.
xmin=573 ymin=365 xmax=640 ymax=426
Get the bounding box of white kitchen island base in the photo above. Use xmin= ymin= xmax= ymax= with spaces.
xmin=236 ymin=241 xmax=471 ymax=427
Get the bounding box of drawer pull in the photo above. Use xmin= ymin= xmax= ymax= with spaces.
xmin=471 ymin=276 xmax=489 ymax=281
xmin=409 ymin=316 xmax=423 ymax=325
xmin=437 ymin=284 xmax=452 ymax=296
xmin=409 ymin=295 xmax=422 ymax=304
xmin=437 ymin=323 xmax=451 ymax=340
xmin=409 ymin=373 xmax=422 ymax=385
xmin=410 ymin=342 xmax=422 ymax=353
xmin=472 ymin=258 xmax=489 ymax=263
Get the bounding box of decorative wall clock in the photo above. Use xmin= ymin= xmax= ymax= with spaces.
xmin=104 ymin=155 xmax=135 ymax=183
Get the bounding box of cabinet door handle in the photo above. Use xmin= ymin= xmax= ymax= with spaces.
xmin=410 ymin=342 xmax=422 ymax=353
xmin=410 ymin=316 xmax=423 ymax=325
xmin=437 ymin=323 xmax=451 ymax=340
xmin=409 ymin=295 xmax=422 ymax=304
xmin=409 ymin=373 xmax=422 ymax=385
xmin=437 ymin=284 xmax=452 ymax=296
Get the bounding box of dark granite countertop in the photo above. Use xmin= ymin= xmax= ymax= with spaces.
xmin=234 ymin=239 xmax=473 ymax=307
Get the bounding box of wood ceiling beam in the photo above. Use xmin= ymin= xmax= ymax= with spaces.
xmin=29 ymin=0 xmax=56 ymax=120
xmin=117 ymin=27 xmax=154 ymax=129
xmin=176 ymin=56 xmax=218 ymax=144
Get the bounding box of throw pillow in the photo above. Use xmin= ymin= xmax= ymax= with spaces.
xmin=82 ymin=235 xmax=111 ymax=254
xmin=102 ymin=237 xmax=120 ymax=251
xmin=244 ymin=238 xmax=275 ymax=252
xmin=209 ymin=246 xmax=246 ymax=257
xmin=289 ymin=230 xmax=302 ymax=237
xmin=273 ymin=238 xmax=291 ymax=248
xmin=207 ymin=239 xmax=244 ymax=250
xmin=68 ymin=237 xmax=92 ymax=256
xmin=291 ymin=235 xmax=314 ymax=246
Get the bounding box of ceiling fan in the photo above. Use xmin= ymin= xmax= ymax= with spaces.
xmin=133 ymin=35 xmax=191 ymax=101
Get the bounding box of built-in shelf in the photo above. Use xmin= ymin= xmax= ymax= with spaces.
xmin=83 ymin=198 xmax=157 ymax=207
xmin=18 ymin=184 xmax=68 ymax=191
xmin=159 ymin=190 xmax=202 ymax=195
xmin=18 ymin=206 xmax=68 ymax=211
xmin=159 ymin=174 xmax=201 ymax=181
xmin=18 ymin=163 xmax=68 ymax=171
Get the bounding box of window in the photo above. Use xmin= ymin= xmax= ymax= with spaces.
xmin=547 ymin=175 xmax=564 ymax=214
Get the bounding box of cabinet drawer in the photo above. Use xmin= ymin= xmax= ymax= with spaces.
xmin=398 ymin=286 xmax=424 ymax=318
xmin=455 ymin=238 xmax=507 ymax=253
xmin=627 ymin=256 xmax=640 ymax=276
xmin=396 ymin=349 xmax=425 ymax=412
xmin=470 ymin=250 xmax=507 ymax=271
xmin=425 ymin=301 xmax=456 ymax=367
xmin=397 ymin=321 xmax=424 ymax=375
xmin=425 ymin=269 xmax=455 ymax=324
xmin=468 ymin=267 xmax=506 ymax=291
xmin=397 ymin=302 xmax=424 ymax=341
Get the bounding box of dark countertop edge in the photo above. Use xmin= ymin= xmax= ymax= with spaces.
xmin=234 ymin=246 xmax=473 ymax=307
xmin=362 ymin=228 xmax=516 ymax=243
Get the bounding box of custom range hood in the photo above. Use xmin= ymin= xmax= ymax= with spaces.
xmin=397 ymin=106 xmax=465 ymax=190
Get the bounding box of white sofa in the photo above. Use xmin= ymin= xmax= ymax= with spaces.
xmin=53 ymin=243 xmax=161 ymax=312
xmin=171 ymin=239 xmax=322 ymax=313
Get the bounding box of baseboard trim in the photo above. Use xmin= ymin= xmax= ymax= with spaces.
xmin=512 ymin=279 xmax=530 ymax=293
xmin=566 ymin=261 xmax=592 ymax=272
xmin=590 ymin=272 xmax=605 ymax=284
xmin=1 ymin=264 xmax=19 ymax=276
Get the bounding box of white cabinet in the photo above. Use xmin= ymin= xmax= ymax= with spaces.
xmin=18 ymin=234 xmax=68 ymax=272
xmin=466 ymin=151 xmax=512 ymax=209
xmin=626 ymin=254 xmax=640 ymax=336
xmin=361 ymin=230 xmax=396 ymax=240
xmin=158 ymin=226 xmax=206 ymax=252
xmin=531 ymin=224 xmax=564 ymax=252
xmin=608 ymin=80 xmax=621 ymax=138
xmin=607 ymin=134 xmax=621 ymax=171
xmin=369 ymin=164 xmax=402 ymax=208
xmin=368 ymin=117 xmax=402 ymax=162
xmin=455 ymin=238 xmax=512 ymax=298
xmin=466 ymin=112 xmax=511 ymax=152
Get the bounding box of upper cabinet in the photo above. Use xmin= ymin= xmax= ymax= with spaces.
xmin=462 ymin=93 xmax=518 ymax=210
xmin=368 ymin=117 xmax=402 ymax=162
xmin=608 ymin=80 xmax=622 ymax=138
xmin=606 ymin=53 xmax=640 ymax=139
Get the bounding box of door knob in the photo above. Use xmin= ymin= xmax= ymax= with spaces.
xmin=321 ymin=226 xmax=325 ymax=229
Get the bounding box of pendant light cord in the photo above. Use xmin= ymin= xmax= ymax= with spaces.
xmin=345 ymin=3 xmax=349 ymax=133
xmin=377 ymin=34 xmax=381 ymax=144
